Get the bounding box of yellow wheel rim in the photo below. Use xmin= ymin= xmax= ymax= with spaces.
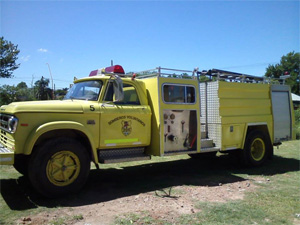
xmin=250 ymin=138 xmax=265 ymax=162
xmin=46 ymin=151 xmax=81 ymax=187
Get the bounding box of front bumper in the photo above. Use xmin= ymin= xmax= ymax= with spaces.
xmin=0 ymin=143 xmax=14 ymax=165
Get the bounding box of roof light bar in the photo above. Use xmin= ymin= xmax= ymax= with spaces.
xmin=89 ymin=65 xmax=125 ymax=77
xmin=105 ymin=65 xmax=125 ymax=74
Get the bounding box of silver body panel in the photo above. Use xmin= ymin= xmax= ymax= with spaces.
xmin=271 ymin=85 xmax=292 ymax=143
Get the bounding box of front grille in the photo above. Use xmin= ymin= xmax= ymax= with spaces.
xmin=0 ymin=143 xmax=13 ymax=153
xmin=0 ymin=126 xmax=14 ymax=150
xmin=0 ymin=113 xmax=11 ymax=130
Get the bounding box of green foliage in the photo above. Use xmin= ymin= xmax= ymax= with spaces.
xmin=199 ymin=75 xmax=212 ymax=82
xmin=0 ymin=83 xmax=34 ymax=106
xmin=265 ymin=51 xmax=300 ymax=95
xmin=295 ymin=108 xmax=300 ymax=123
xmin=55 ymin=88 xmax=68 ymax=100
xmin=34 ymin=76 xmax=52 ymax=100
xmin=295 ymin=108 xmax=300 ymax=139
xmin=115 ymin=212 xmax=157 ymax=225
xmin=0 ymin=85 xmax=17 ymax=106
xmin=0 ymin=37 xmax=20 ymax=78
xmin=48 ymin=214 xmax=83 ymax=225
xmin=72 ymin=214 xmax=84 ymax=220
xmin=16 ymin=82 xmax=27 ymax=89
xmin=0 ymin=78 xmax=68 ymax=105
xmin=181 ymin=72 xmax=193 ymax=79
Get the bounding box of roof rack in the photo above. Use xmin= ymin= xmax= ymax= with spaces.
xmin=198 ymin=69 xmax=266 ymax=83
xmin=135 ymin=67 xmax=268 ymax=83
xmin=136 ymin=67 xmax=197 ymax=79
xmin=197 ymin=69 xmax=292 ymax=84
xmin=133 ymin=67 xmax=288 ymax=85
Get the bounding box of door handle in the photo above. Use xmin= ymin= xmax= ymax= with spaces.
xmin=101 ymin=103 xmax=115 ymax=107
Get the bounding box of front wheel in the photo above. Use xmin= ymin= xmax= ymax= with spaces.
xmin=241 ymin=130 xmax=271 ymax=167
xmin=28 ymin=138 xmax=90 ymax=198
xmin=13 ymin=154 xmax=29 ymax=176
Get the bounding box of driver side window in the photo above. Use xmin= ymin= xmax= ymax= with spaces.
xmin=104 ymin=82 xmax=140 ymax=105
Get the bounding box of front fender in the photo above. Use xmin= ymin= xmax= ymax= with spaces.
xmin=24 ymin=121 xmax=98 ymax=163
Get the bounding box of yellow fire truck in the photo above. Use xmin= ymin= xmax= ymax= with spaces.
xmin=0 ymin=65 xmax=295 ymax=197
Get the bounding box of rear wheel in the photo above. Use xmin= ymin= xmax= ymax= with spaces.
xmin=28 ymin=138 xmax=90 ymax=198
xmin=241 ymin=130 xmax=271 ymax=167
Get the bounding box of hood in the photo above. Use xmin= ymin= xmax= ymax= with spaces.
xmin=0 ymin=100 xmax=84 ymax=114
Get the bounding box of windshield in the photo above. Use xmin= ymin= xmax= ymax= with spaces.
xmin=64 ymin=80 xmax=102 ymax=101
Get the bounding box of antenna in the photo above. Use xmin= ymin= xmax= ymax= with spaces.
xmin=46 ymin=63 xmax=54 ymax=100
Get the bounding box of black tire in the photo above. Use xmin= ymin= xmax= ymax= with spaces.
xmin=13 ymin=154 xmax=29 ymax=176
xmin=28 ymin=138 xmax=90 ymax=198
xmin=189 ymin=152 xmax=217 ymax=159
xmin=241 ymin=130 xmax=271 ymax=167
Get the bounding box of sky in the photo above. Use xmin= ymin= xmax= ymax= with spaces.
xmin=1 ymin=0 xmax=299 ymax=89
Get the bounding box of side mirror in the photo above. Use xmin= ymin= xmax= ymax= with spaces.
xmin=113 ymin=76 xmax=124 ymax=102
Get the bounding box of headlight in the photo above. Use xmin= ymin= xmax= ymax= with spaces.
xmin=8 ymin=117 xmax=18 ymax=133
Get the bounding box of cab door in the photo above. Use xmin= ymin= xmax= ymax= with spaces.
xmin=99 ymin=82 xmax=151 ymax=148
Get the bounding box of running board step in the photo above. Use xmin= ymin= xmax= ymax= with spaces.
xmin=98 ymin=147 xmax=151 ymax=164
xmin=201 ymin=138 xmax=215 ymax=148
xmin=200 ymin=147 xmax=220 ymax=153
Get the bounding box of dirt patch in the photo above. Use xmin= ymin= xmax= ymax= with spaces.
xmin=17 ymin=179 xmax=258 ymax=225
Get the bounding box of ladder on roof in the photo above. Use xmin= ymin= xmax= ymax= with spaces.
xmin=198 ymin=69 xmax=266 ymax=83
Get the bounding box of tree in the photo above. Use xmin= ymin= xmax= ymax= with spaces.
xmin=0 ymin=82 xmax=35 ymax=106
xmin=0 ymin=85 xmax=17 ymax=105
xmin=15 ymin=81 xmax=35 ymax=101
xmin=0 ymin=37 xmax=20 ymax=78
xmin=55 ymin=88 xmax=68 ymax=100
xmin=17 ymin=81 xmax=27 ymax=89
xmin=265 ymin=51 xmax=300 ymax=95
xmin=34 ymin=76 xmax=51 ymax=100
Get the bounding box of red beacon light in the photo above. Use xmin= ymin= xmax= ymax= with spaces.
xmin=105 ymin=65 xmax=125 ymax=74
xmin=89 ymin=65 xmax=125 ymax=77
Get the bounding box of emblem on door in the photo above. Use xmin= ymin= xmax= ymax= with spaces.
xmin=121 ymin=120 xmax=132 ymax=136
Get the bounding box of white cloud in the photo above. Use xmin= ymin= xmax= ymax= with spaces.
xmin=20 ymin=55 xmax=31 ymax=62
xmin=37 ymin=48 xmax=48 ymax=53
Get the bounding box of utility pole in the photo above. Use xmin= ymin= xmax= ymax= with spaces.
xmin=46 ymin=63 xmax=54 ymax=100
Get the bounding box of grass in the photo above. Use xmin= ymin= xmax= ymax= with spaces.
xmin=115 ymin=140 xmax=300 ymax=225
xmin=0 ymin=140 xmax=299 ymax=225
xmin=48 ymin=214 xmax=84 ymax=225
